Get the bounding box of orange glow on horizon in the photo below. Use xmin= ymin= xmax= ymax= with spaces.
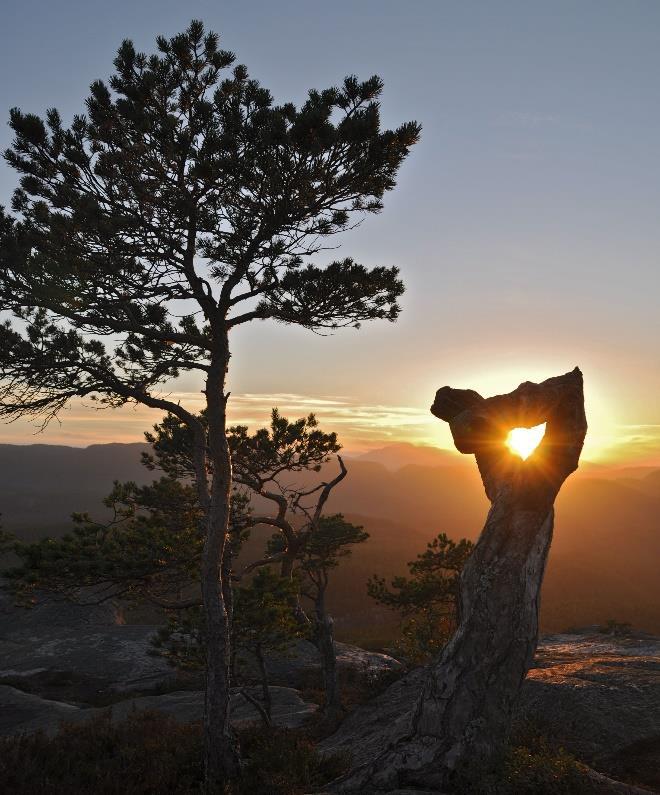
xmin=0 ymin=387 xmax=657 ymax=468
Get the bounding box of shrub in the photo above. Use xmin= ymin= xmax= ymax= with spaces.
xmin=598 ymin=619 xmax=633 ymax=637
xmin=458 ymin=738 xmax=596 ymax=795
xmin=497 ymin=744 xmax=592 ymax=794
xmin=0 ymin=709 xmax=350 ymax=794
xmin=0 ymin=710 xmax=202 ymax=794
xmin=367 ymin=532 xmax=473 ymax=665
xmin=239 ymin=724 xmax=350 ymax=794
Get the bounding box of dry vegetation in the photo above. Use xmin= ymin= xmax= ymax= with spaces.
xmin=0 ymin=707 xmax=623 ymax=795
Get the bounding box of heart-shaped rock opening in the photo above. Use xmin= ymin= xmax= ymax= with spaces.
xmin=505 ymin=422 xmax=546 ymax=460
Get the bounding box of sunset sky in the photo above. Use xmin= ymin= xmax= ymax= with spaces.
xmin=1 ymin=1 xmax=659 ymax=464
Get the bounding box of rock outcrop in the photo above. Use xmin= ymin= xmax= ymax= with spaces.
xmin=0 ymin=583 xmax=400 ymax=705
xmin=238 ymin=638 xmax=401 ymax=688
xmin=319 ymin=632 xmax=660 ymax=790
xmin=0 ymin=585 xmax=397 ymax=740
xmin=519 ymin=632 xmax=660 ymax=769
xmin=0 ymin=585 xmax=177 ymax=699
xmin=0 ymin=683 xmax=318 ymax=737
xmin=327 ymin=369 xmax=588 ymax=791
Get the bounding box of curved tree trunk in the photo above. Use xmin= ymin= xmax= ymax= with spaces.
xmin=330 ymin=368 xmax=587 ymax=792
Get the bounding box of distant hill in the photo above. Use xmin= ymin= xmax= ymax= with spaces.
xmin=0 ymin=441 xmax=658 ymax=635
xmin=0 ymin=443 xmax=150 ymax=539
xmin=326 ymin=460 xmax=660 ymax=635
xmin=352 ymin=442 xmax=467 ymax=471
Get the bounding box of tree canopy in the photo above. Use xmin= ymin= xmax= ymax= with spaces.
xmin=1 ymin=408 xmax=348 ymax=608
xmin=0 ymin=19 xmax=419 ymax=428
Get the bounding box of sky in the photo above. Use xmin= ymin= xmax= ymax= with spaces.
xmin=0 ymin=0 xmax=659 ymax=464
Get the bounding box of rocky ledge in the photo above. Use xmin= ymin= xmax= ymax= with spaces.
xmin=0 ymin=683 xmax=318 ymax=736
xmin=2 ymin=590 xmax=658 ymax=791
xmin=0 ymin=587 xmax=399 ymax=737
xmin=319 ymin=631 xmax=660 ymax=792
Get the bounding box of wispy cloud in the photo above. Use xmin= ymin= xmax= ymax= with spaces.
xmin=225 ymin=393 xmax=444 ymax=450
xmin=0 ymin=391 xmax=453 ymax=453
xmin=594 ymin=424 xmax=660 ymax=465
xmin=2 ymin=393 xmax=657 ymax=465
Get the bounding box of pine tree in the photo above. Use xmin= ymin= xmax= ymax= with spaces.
xmin=4 ymin=408 xmax=360 ymax=720
xmin=155 ymin=570 xmax=300 ymax=727
xmin=368 ymin=533 xmax=473 ymax=664
xmin=148 ymin=409 xmax=367 ymax=717
xmin=0 ymin=20 xmax=419 ymax=788
xmin=297 ymin=514 xmax=369 ymax=723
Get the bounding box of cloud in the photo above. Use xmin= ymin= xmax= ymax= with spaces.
xmin=594 ymin=424 xmax=660 ymax=465
xmin=2 ymin=393 xmax=656 ymax=464
xmin=0 ymin=391 xmax=453 ymax=453
xmin=225 ymin=393 xmax=447 ymax=450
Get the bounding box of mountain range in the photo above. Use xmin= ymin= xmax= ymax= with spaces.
xmin=1 ymin=441 xmax=658 ymax=637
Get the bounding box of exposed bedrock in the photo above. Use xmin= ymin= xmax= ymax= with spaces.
xmin=319 ymin=633 xmax=660 ymax=778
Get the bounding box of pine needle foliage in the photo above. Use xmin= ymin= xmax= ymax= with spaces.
xmin=368 ymin=533 xmax=473 ymax=663
xmin=0 ymin=20 xmax=419 ymax=424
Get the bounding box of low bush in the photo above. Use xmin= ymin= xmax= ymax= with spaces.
xmin=0 ymin=711 xmax=202 ymax=794
xmin=497 ymin=744 xmax=593 ymax=794
xmin=239 ymin=724 xmax=350 ymax=794
xmin=0 ymin=709 xmax=350 ymax=795
xmin=458 ymin=737 xmax=596 ymax=795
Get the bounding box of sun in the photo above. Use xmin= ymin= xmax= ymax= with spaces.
xmin=505 ymin=423 xmax=546 ymax=460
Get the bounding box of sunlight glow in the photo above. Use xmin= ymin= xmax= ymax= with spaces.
xmin=505 ymin=423 xmax=546 ymax=460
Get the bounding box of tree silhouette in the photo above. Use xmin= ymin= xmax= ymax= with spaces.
xmin=154 ymin=569 xmax=301 ymax=727
xmin=148 ymin=409 xmax=365 ymax=716
xmin=0 ymin=19 xmax=419 ymax=787
xmin=297 ymin=514 xmax=369 ymax=723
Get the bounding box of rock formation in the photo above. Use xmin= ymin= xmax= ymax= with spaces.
xmin=0 ymin=684 xmax=318 ymax=737
xmin=0 ymin=587 xmax=399 ymax=736
xmin=320 ymin=631 xmax=660 ymax=792
xmin=328 ymin=368 xmax=587 ymax=792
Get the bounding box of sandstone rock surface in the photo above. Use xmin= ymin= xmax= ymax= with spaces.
xmin=1 ymin=586 xmax=400 ymax=702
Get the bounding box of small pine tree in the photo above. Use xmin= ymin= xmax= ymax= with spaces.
xmin=368 ymin=533 xmax=473 ymax=664
xmin=5 ymin=409 xmax=359 ymax=721
xmin=154 ymin=569 xmax=300 ymax=726
xmin=298 ymin=514 xmax=369 ymax=721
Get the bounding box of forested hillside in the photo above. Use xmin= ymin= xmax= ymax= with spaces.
xmin=1 ymin=442 xmax=658 ymax=635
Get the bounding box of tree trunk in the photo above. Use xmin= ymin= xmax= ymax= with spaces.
xmin=314 ymin=585 xmax=342 ymax=723
xmin=239 ymin=687 xmax=272 ymax=729
xmin=223 ymin=544 xmax=236 ymax=681
xmin=200 ymin=347 xmax=239 ymax=791
xmin=402 ymin=504 xmax=554 ymax=790
xmin=280 ymin=552 xmax=295 ymax=580
xmin=330 ymin=368 xmax=587 ymax=792
xmin=281 ymin=544 xmax=312 ymax=628
xmin=255 ymin=642 xmax=272 ymax=722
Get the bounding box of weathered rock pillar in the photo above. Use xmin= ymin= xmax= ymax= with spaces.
xmin=330 ymin=368 xmax=587 ymax=792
